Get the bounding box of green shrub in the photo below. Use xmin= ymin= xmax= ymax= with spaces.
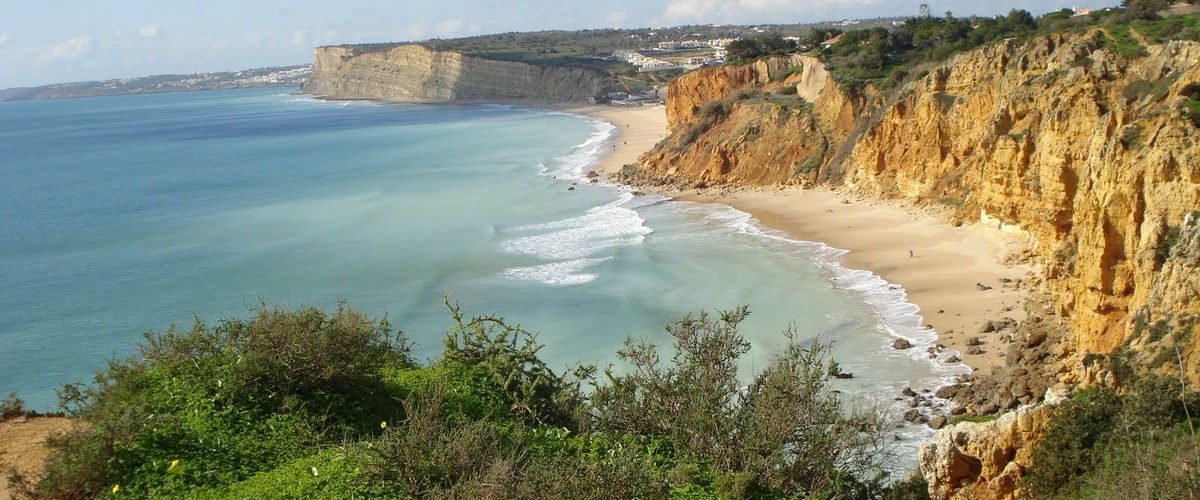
xmin=949 ymin=414 xmax=999 ymax=425
xmin=1119 ymin=123 xmax=1145 ymax=149
xmin=1023 ymin=376 xmax=1200 ymax=498
xmin=17 ymin=301 xmax=909 ymax=499
xmin=203 ymin=448 xmax=383 ymax=499
xmin=22 ymin=303 xmax=413 ymax=499
xmin=442 ymin=297 xmax=594 ymax=428
xmin=1157 ymin=224 xmax=1182 ymax=264
xmin=1 ymin=391 xmax=27 ymax=421
xmin=1024 ymin=386 xmax=1123 ymax=496
xmin=590 ymin=309 xmax=893 ymax=496
xmin=776 ymin=85 xmax=798 ymax=96
xmin=1182 ymin=99 xmax=1200 ymax=128
xmin=1123 ymin=79 xmax=1154 ymax=103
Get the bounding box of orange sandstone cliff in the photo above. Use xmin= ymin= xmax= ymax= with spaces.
xmin=632 ymin=32 xmax=1200 ymax=385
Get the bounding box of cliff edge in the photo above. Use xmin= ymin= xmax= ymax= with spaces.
xmin=302 ymin=45 xmax=607 ymax=103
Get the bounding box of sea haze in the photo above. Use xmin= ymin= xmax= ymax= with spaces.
xmin=0 ymin=88 xmax=965 ymax=451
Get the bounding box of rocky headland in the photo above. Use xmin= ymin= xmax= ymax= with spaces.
xmin=302 ymin=44 xmax=608 ymax=103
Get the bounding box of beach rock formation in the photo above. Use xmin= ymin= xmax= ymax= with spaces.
xmin=303 ymin=45 xmax=607 ymax=103
xmin=919 ymin=395 xmax=1061 ymax=500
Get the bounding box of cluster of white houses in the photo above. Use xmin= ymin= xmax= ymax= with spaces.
xmin=611 ymin=37 xmax=735 ymax=73
xmin=611 ymin=50 xmax=681 ymax=72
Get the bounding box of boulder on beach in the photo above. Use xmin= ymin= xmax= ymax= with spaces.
xmin=892 ymin=338 xmax=914 ymax=350
xmin=927 ymin=415 xmax=948 ymax=430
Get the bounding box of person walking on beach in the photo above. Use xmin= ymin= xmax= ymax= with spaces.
xmin=909 ymin=250 xmax=914 ymax=258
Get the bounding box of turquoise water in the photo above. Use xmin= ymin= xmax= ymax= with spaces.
xmin=0 ymin=89 xmax=965 ymax=452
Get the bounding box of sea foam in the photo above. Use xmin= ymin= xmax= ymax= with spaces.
xmin=499 ymin=119 xmax=647 ymax=286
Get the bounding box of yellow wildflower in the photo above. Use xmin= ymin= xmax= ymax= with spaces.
xmin=112 ymin=484 xmax=119 ymax=494
xmin=380 ymin=421 xmax=387 ymax=429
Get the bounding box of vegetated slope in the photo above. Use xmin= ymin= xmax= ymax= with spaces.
xmin=7 ymin=302 xmax=925 ymax=499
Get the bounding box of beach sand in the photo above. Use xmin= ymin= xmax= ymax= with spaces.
xmin=562 ymin=103 xmax=670 ymax=177
xmin=567 ymin=102 xmax=1033 ymax=373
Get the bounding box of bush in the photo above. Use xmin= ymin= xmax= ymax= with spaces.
xmin=1183 ymin=98 xmax=1200 ymax=128
xmin=1 ymin=392 xmax=28 ymax=421
xmin=1023 ymin=376 xmax=1200 ymax=498
xmin=17 ymin=301 xmax=909 ymax=499
xmin=776 ymin=85 xmax=798 ymax=96
xmin=589 ymin=308 xmax=894 ymax=496
xmin=20 ymin=303 xmax=413 ymax=499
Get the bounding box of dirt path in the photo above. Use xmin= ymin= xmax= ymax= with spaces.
xmin=1 ymin=416 xmax=73 ymax=500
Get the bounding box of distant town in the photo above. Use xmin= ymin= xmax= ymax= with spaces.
xmin=0 ymin=65 xmax=312 ymax=101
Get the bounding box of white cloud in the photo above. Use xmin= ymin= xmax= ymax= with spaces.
xmin=403 ymin=22 xmax=429 ymax=41
xmin=47 ymin=37 xmax=95 ymax=60
xmin=311 ymin=30 xmax=339 ymax=47
xmin=435 ymin=18 xmax=464 ymax=36
xmin=606 ymin=11 xmax=629 ymax=27
xmin=139 ymin=24 xmax=162 ymax=38
xmin=291 ymin=30 xmax=339 ymax=48
xmin=0 ymin=35 xmax=11 ymax=46
xmin=241 ymin=32 xmax=272 ymax=49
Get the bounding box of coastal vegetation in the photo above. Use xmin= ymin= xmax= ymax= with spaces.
xmin=1023 ymin=375 xmax=1200 ymax=498
xmin=733 ymin=1 xmax=1200 ymax=88
xmin=7 ymin=300 xmax=930 ymax=499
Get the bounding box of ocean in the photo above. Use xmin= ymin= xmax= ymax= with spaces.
xmin=0 ymin=88 xmax=965 ymax=454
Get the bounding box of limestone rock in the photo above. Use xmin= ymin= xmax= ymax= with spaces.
xmin=920 ymin=403 xmax=1057 ymax=500
xmin=304 ymin=45 xmax=606 ymax=103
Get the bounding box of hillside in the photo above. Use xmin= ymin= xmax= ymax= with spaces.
xmin=0 ymin=66 xmax=310 ymax=101
xmin=618 ymin=7 xmax=1200 ymax=499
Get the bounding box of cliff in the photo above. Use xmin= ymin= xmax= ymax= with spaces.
xmin=302 ymin=45 xmax=607 ymax=103
xmin=628 ymin=31 xmax=1200 ymax=499
xmin=918 ymin=393 xmax=1063 ymax=500
xmin=632 ymin=32 xmax=1200 ymax=385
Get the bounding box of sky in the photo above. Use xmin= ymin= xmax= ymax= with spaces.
xmin=0 ymin=0 xmax=1117 ymax=89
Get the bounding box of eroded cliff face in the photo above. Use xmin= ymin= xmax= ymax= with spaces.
xmin=629 ymin=54 xmax=859 ymax=187
xmin=636 ymin=34 xmax=1200 ymax=499
xmin=839 ymin=35 xmax=1200 ymax=367
xmin=637 ymin=33 xmax=1200 ymax=385
xmin=303 ymin=45 xmax=607 ymax=103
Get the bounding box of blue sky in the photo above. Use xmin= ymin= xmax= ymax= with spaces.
xmin=0 ymin=0 xmax=1116 ymax=88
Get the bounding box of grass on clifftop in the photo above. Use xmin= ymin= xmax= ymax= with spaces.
xmin=815 ymin=2 xmax=1200 ymax=88
xmin=8 ymin=299 xmax=931 ymax=500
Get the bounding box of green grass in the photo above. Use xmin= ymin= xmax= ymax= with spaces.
xmin=949 ymin=414 xmax=1000 ymax=425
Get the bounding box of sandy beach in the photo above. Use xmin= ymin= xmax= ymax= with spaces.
xmin=562 ymin=103 xmax=670 ymax=177
xmin=568 ymin=102 xmax=1033 ymax=373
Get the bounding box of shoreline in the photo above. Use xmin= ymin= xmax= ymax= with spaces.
xmin=560 ymin=102 xmax=1032 ymax=374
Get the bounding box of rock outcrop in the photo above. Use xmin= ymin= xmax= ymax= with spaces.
xmin=837 ymin=35 xmax=1200 ymax=368
xmin=303 ymin=45 xmax=608 ymax=103
xmin=919 ymin=390 xmax=1065 ymax=500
